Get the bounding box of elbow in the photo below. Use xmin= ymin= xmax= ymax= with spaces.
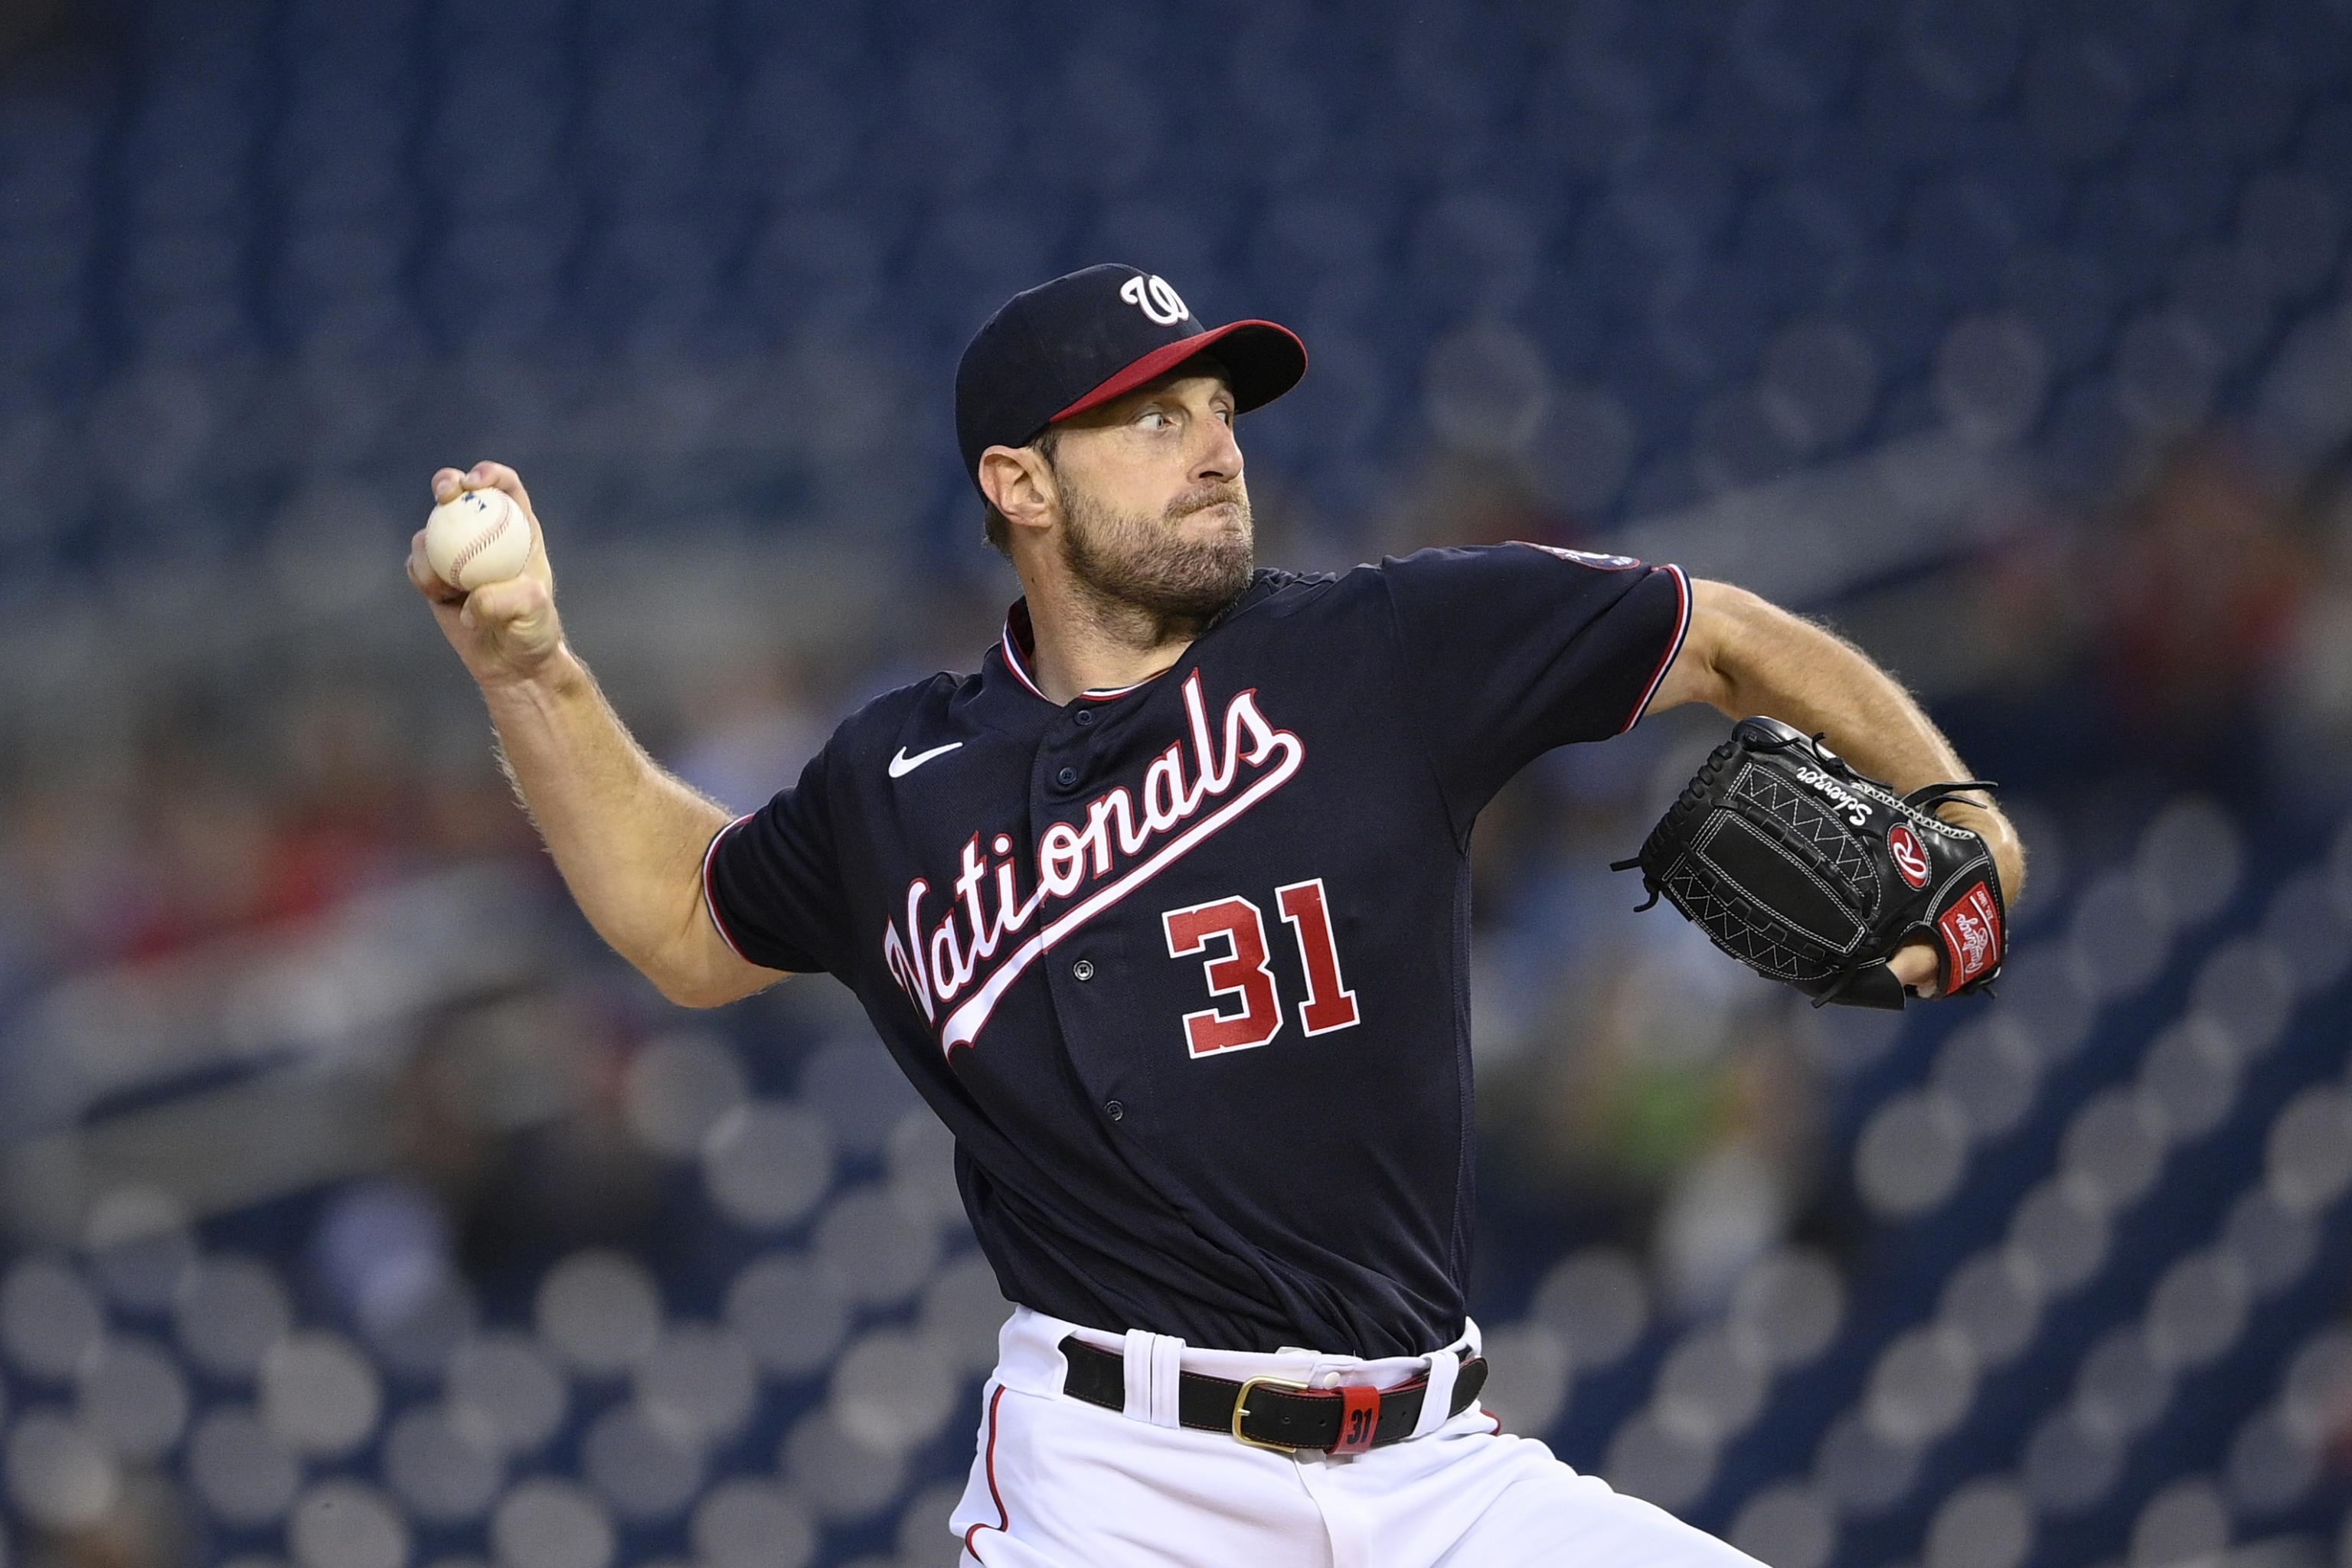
xmin=650 ymin=970 xmax=727 ymax=1010
xmin=642 ymin=887 xmax=763 ymax=1008
xmin=629 ymin=934 xmax=730 ymax=1009
xmin=645 ymin=955 xmax=762 ymax=1010
xmin=642 ymin=934 xmax=782 ymax=1010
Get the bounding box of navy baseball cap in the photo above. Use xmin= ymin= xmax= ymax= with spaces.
xmin=956 ymin=263 xmax=1307 ymax=496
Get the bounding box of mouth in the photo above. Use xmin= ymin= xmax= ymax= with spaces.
xmin=1178 ymin=498 xmax=1244 ymax=527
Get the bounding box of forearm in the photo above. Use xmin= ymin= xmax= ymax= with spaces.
xmin=406 ymin=462 xmax=778 ymax=1007
xmin=1699 ymin=587 xmax=2027 ymax=907
xmin=482 ymin=643 xmax=733 ymax=985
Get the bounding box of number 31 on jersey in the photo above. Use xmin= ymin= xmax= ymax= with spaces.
xmin=1160 ymin=878 xmax=1360 ymax=1058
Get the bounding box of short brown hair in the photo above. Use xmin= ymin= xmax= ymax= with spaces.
xmin=982 ymin=426 xmax=1063 ymax=559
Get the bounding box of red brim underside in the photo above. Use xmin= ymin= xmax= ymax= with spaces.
xmin=1049 ymin=320 xmax=1309 ymax=424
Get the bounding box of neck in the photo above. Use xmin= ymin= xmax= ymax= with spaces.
xmin=1018 ymin=567 xmax=1217 ymax=704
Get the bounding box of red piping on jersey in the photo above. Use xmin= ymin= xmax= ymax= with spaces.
xmin=1620 ymin=564 xmax=1692 ymax=733
xmin=1001 ymin=620 xmax=1050 ymax=700
xmin=701 ymin=814 xmax=757 ymax=962
xmin=963 ymin=1383 xmax=1011 ymax=1563
xmin=1001 ymin=603 xmax=1164 ymax=703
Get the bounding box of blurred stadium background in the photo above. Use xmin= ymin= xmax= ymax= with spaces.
xmin=2 ymin=0 xmax=2352 ymax=1566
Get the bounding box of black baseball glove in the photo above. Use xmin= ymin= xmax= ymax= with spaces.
xmin=1612 ymin=717 xmax=2007 ymax=1009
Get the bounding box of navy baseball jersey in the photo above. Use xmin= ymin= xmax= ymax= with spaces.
xmin=704 ymin=544 xmax=1692 ymax=1357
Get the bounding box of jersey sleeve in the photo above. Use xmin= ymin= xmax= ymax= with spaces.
xmin=701 ymin=741 xmax=853 ymax=977
xmin=1379 ymin=543 xmax=1692 ymax=819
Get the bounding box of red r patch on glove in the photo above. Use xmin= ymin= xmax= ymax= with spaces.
xmin=1889 ymin=824 xmax=1931 ymax=889
xmin=1937 ymin=881 xmax=2004 ymax=988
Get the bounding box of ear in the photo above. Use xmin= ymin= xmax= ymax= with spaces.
xmin=978 ymin=444 xmax=1058 ymax=534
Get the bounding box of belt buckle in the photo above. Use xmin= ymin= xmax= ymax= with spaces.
xmin=1230 ymin=1374 xmax=1312 ymax=1453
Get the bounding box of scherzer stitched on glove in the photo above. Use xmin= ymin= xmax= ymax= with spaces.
xmin=1612 ymin=717 xmax=2007 ymax=1010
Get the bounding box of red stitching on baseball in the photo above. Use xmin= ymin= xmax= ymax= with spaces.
xmin=449 ymin=500 xmax=513 ymax=580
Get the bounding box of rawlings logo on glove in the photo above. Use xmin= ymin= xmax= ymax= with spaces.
xmin=1612 ymin=717 xmax=2006 ymax=1010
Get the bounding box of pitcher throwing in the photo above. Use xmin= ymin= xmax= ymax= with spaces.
xmin=409 ymin=264 xmax=2024 ymax=1566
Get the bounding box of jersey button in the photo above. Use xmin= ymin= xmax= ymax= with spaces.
xmin=1055 ymin=766 xmax=1079 ymax=789
xmin=1104 ymin=1100 xmax=1125 ymax=1122
xmin=1072 ymin=959 xmax=1095 ymax=982
xmin=1073 ymin=709 xmax=1095 ymax=727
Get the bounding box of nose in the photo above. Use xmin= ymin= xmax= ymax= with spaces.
xmin=1194 ymin=412 xmax=1243 ymax=485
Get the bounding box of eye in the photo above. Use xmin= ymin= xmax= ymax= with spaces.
xmin=1136 ymin=410 xmax=1171 ymax=430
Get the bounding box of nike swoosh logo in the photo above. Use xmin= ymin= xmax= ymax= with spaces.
xmin=889 ymin=742 xmax=964 ymax=779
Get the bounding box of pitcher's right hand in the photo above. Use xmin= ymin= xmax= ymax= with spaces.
xmin=409 ymin=462 xmax=564 ymax=690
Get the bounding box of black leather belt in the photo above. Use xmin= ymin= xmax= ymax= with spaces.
xmin=1058 ymin=1334 xmax=1489 ymax=1455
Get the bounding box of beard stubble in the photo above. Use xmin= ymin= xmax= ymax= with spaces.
xmin=1056 ymin=479 xmax=1258 ymax=626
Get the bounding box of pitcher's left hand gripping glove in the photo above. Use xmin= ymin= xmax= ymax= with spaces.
xmin=1613 ymin=717 xmax=2007 ymax=1009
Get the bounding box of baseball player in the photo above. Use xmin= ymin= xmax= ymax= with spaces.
xmin=408 ymin=264 xmax=2024 ymax=1566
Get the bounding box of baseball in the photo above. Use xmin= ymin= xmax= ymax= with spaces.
xmin=425 ymin=488 xmax=532 ymax=590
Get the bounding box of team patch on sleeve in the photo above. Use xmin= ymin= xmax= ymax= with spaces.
xmin=1517 ymin=542 xmax=1643 ymax=570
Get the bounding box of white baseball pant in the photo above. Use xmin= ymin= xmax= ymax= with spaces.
xmin=948 ymin=1306 xmax=1762 ymax=1567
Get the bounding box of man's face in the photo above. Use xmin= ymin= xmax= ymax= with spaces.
xmin=1045 ymin=369 xmax=1254 ymax=619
